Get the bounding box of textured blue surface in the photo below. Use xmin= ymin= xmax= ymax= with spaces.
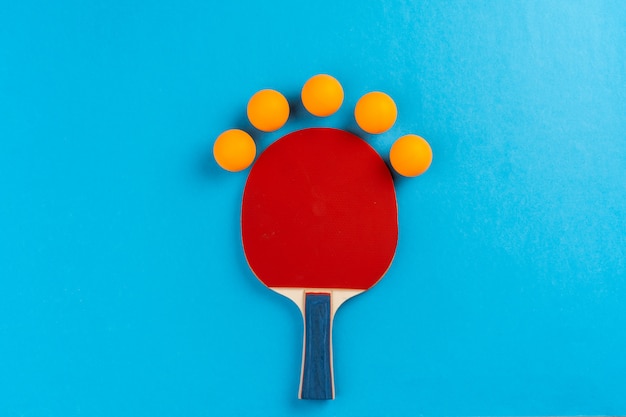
xmin=1 ymin=0 xmax=626 ymax=416
xmin=302 ymin=294 xmax=333 ymax=400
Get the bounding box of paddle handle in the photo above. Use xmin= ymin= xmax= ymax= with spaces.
xmin=300 ymin=293 xmax=334 ymax=400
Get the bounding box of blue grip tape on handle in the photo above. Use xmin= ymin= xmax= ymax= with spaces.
xmin=301 ymin=293 xmax=333 ymax=400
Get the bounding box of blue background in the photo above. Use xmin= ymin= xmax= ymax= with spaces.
xmin=1 ymin=0 xmax=625 ymax=415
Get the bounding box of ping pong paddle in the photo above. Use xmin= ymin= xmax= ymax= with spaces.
xmin=241 ymin=127 xmax=398 ymax=399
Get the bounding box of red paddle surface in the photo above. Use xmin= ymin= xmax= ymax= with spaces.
xmin=242 ymin=128 xmax=398 ymax=290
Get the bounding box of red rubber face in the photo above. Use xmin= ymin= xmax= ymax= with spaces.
xmin=241 ymin=128 xmax=398 ymax=290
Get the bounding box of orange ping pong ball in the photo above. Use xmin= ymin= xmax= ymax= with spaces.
xmin=213 ymin=129 xmax=256 ymax=172
xmin=355 ymin=91 xmax=397 ymax=134
xmin=389 ymin=134 xmax=433 ymax=177
xmin=301 ymin=74 xmax=344 ymax=117
xmin=247 ymin=89 xmax=290 ymax=132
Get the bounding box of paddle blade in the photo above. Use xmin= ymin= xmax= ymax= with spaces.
xmin=241 ymin=128 xmax=398 ymax=290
